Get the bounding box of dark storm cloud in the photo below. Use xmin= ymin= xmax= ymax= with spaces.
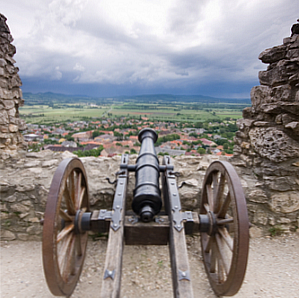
xmin=2 ymin=0 xmax=299 ymax=98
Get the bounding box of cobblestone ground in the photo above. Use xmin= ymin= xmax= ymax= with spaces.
xmin=1 ymin=234 xmax=299 ymax=298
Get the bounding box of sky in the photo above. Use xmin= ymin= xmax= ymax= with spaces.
xmin=1 ymin=0 xmax=299 ymax=98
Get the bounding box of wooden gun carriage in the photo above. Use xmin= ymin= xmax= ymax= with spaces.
xmin=42 ymin=128 xmax=249 ymax=297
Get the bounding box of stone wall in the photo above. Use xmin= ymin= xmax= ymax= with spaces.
xmin=0 ymin=150 xmax=235 ymax=240
xmin=232 ymin=21 xmax=299 ymax=234
xmin=0 ymin=14 xmax=27 ymax=160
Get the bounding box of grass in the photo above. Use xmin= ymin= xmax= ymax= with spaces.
xmin=269 ymin=225 xmax=284 ymax=236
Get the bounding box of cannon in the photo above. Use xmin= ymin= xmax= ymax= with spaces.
xmin=42 ymin=128 xmax=249 ymax=297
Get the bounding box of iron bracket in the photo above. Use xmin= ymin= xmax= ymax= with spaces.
xmin=178 ymin=269 xmax=191 ymax=281
xmin=104 ymin=269 xmax=115 ymax=280
xmin=111 ymin=154 xmax=129 ymax=231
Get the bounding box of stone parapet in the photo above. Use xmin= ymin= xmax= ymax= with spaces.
xmin=1 ymin=150 xmax=247 ymax=240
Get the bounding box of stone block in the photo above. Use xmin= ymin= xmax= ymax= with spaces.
xmin=8 ymin=124 xmax=18 ymax=132
xmin=249 ymin=226 xmax=263 ymax=238
xmin=0 ymin=229 xmax=16 ymax=240
xmin=248 ymin=189 xmax=268 ymax=203
xmin=10 ymin=201 xmax=32 ymax=213
xmin=17 ymin=233 xmax=29 ymax=241
xmin=270 ymin=192 xmax=299 ymax=213
xmin=259 ymin=45 xmax=287 ymax=63
xmin=249 ymin=127 xmax=299 ymax=162
xmin=253 ymin=210 xmax=268 ymax=225
xmin=250 ymin=85 xmax=270 ymax=107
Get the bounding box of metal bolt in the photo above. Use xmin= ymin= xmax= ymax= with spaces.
xmin=182 ymin=272 xmax=186 ymax=277
xmin=118 ymin=193 xmax=121 ymax=196
xmin=173 ymin=193 xmax=176 ymax=196
xmin=114 ymin=223 xmax=117 ymax=227
xmin=109 ymin=271 xmax=113 ymax=275
xmin=177 ymin=225 xmax=181 ymax=228
xmin=175 ymin=206 xmax=178 ymax=209
xmin=116 ymin=205 xmax=120 ymax=209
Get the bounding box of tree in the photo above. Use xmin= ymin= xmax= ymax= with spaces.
xmin=223 ymin=143 xmax=229 ymax=150
xmin=197 ymin=147 xmax=206 ymax=154
xmin=130 ymin=148 xmax=137 ymax=154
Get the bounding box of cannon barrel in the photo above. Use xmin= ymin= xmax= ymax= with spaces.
xmin=132 ymin=128 xmax=162 ymax=222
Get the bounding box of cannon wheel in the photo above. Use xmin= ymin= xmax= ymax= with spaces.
xmin=42 ymin=158 xmax=90 ymax=296
xmin=200 ymin=161 xmax=249 ymax=296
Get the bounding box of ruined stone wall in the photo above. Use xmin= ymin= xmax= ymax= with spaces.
xmin=0 ymin=151 xmax=226 ymax=240
xmin=232 ymin=22 xmax=299 ymax=234
xmin=0 ymin=14 xmax=27 ymax=159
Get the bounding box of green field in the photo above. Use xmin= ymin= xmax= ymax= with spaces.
xmin=20 ymin=102 xmax=244 ymax=124
xmin=19 ymin=105 xmax=110 ymax=124
xmin=110 ymin=103 xmax=243 ymax=121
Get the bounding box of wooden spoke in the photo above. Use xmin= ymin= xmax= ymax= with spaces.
xmin=57 ymin=223 xmax=74 ymax=243
xmin=217 ymin=191 xmax=231 ymax=218
xmin=58 ymin=233 xmax=73 ymax=271
xmin=69 ymin=170 xmax=76 ymax=210
xmin=77 ymin=186 xmax=85 ymax=210
xmin=61 ymin=235 xmax=76 ymax=281
xmin=218 ymin=227 xmax=234 ymax=252
xmin=75 ymin=233 xmax=82 ymax=257
xmin=200 ymin=160 xmax=249 ymax=296
xmin=217 ymin=258 xmax=226 ymax=283
xmin=206 ymin=185 xmax=214 ymax=211
xmin=59 ymin=208 xmax=73 ymax=222
xmin=210 ymin=238 xmax=217 ymax=273
xmin=203 ymin=233 xmax=212 ymax=253
xmin=64 ymin=182 xmax=76 ymax=215
xmin=214 ymin=173 xmax=225 ymax=213
xmin=217 ymin=218 xmax=234 ymax=225
xmin=43 ymin=157 xmax=90 ymax=297
xmin=215 ymin=234 xmax=231 ymax=275
xmin=204 ymin=203 xmax=211 ymax=213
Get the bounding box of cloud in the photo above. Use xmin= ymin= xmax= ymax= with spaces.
xmin=2 ymin=0 xmax=299 ymax=98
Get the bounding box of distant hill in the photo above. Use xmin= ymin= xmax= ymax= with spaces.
xmin=23 ymin=92 xmax=251 ymax=105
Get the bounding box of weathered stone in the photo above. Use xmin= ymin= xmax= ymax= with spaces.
xmin=285 ymin=121 xmax=299 ymax=133
xmin=249 ymin=226 xmax=263 ymax=238
xmin=10 ymin=201 xmax=32 ymax=213
xmin=0 ymin=229 xmax=16 ymax=240
xmin=0 ymin=202 xmax=8 ymax=211
xmin=16 ymin=184 xmax=35 ymax=192
xmin=41 ymin=159 xmax=59 ymax=167
xmin=23 ymin=160 xmax=41 ymax=168
xmin=8 ymin=124 xmax=18 ymax=132
xmin=248 ymin=189 xmax=268 ymax=203
xmin=250 ymin=85 xmax=270 ymax=108
xmin=0 ymin=58 xmax=6 ymax=67
xmin=270 ymin=192 xmax=299 ymax=213
xmin=286 ymin=48 xmax=299 ymax=59
xmin=253 ymin=210 xmax=268 ymax=225
xmin=259 ymin=45 xmax=287 ymax=63
xmin=26 ymin=224 xmax=42 ymax=235
xmin=249 ymin=127 xmax=299 ymax=162
xmin=3 ymin=194 xmax=16 ymax=202
xmin=265 ymin=177 xmax=292 ymax=191
xmin=17 ymin=233 xmax=29 ymax=241
xmin=254 ymin=121 xmax=270 ymax=127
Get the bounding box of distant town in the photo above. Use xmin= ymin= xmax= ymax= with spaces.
xmin=23 ymin=116 xmax=237 ymax=158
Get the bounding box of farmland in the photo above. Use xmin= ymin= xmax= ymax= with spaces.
xmin=19 ymin=102 xmax=246 ymax=124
